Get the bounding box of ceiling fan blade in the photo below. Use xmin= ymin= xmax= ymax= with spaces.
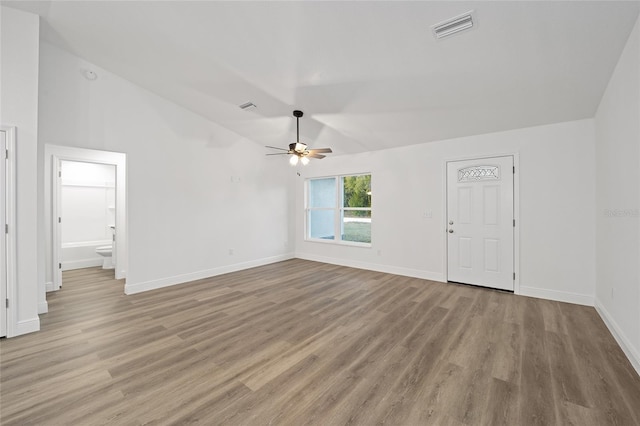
xmin=307 ymin=153 xmax=326 ymax=159
xmin=265 ymin=145 xmax=289 ymax=151
xmin=309 ymin=148 xmax=332 ymax=154
xmin=266 ymin=153 xmax=289 ymax=156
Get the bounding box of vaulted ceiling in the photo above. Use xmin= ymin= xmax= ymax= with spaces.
xmin=4 ymin=1 xmax=640 ymax=155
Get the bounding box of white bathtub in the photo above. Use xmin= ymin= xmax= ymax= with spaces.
xmin=61 ymin=240 xmax=111 ymax=271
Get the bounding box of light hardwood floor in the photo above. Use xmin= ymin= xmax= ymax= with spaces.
xmin=1 ymin=259 xmax=639 ymax=425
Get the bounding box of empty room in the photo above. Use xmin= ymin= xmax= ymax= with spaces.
xmin=1 ymin=1 xmax=639 ymax=424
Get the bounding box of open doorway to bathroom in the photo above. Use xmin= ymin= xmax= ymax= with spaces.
xmin=44 ymin=145 xmax=126 ymax=299
xmin=58 ymin=160 xmax=116 ymax=278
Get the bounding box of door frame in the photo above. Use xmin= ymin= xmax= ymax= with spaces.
xmin=443 ymin=152 xmax=520 ymax=294
xmin=46 ymin=145 xmax=127 ymax=292
xmin=1 ymin=126 xmax=17 ymax=337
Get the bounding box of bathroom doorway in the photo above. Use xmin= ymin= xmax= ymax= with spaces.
xmin=57 ymin=160 xmax=116 ymax=276
xmin=45 ymin=145 xmax=126 ymax=294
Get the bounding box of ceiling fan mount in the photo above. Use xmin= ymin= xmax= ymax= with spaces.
xmin=265 ymin=110 xmax=333 ymax=165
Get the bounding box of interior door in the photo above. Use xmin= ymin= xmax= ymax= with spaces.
xmin=53 ymin=158 xmax=62 ymax=289
xmin=447 ymin=156 xmax=514 ymax=291
xmin=1 ymin=130 xmax=7 ymax=337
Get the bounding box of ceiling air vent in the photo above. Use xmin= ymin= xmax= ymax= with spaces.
xmin=432 ymin=11 xmax=475 ymax=40
xmin=239 ymin=102 xmax=257 ymax=110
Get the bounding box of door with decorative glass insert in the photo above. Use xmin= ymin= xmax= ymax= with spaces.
xmin=447 ymin=156 xmax=514 ymax=291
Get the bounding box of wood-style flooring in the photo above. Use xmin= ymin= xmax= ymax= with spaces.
xmin=1 ymin=259 xmax=639 ymax=425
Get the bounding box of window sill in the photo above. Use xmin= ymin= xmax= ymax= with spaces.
xmin=304 ymin=238 xmax=372 ymax=248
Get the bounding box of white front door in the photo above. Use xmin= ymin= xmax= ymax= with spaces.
xmin=447 ymin=156 xmax=514 ymax=291
xmin=1 ymin=130 xmax=7 ymax=337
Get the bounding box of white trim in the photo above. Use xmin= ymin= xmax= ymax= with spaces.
xmin=443 ymin=153 xmax=520 ymax=293
xmin=595 ymin=298 xmax=640 ymax=376
xmin=441 ymin=159 xmax=448 ymax=285
xmin=124 ymin=254 xmax=294 ymax=295
xmin=295 ymin=252 xmax=446 ymax=282
xmin=304 ymin=238 xmax=372 ymax=248
xmin=15 ymin=317 xmax=40 ymax=336
xmin=1 ymin=127 xmax=17 ymax=337
xmin=38 ymin=301 xmax=49 ymax=314
xmin=52 ymin=156 xmax=62 ymax=289
xmin=45 ymin=281 xmax=55 ymax=292
xmin=62 ymin=258 xmax=103 ymax=271
xmin=513 ymin=154 xmax=521 ymax=295
xmin=519 ymin=285 xmax=594 ymax=306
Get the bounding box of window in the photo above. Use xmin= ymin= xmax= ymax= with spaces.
xmin=458 ymin=166 xmax=500 ymax=182
xmin=306 ymin=174 xmax=371 ymax=245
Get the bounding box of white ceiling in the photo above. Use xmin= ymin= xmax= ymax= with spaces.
xmin=4 ymin=1 xmax=640 ymax=155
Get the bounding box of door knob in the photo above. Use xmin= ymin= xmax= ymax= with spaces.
xmin=448 ymin=229 xmax=454 ymax=233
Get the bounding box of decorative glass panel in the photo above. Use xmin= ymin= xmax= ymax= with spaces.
xmin=458 ymin=166 xmax=500 ymax=182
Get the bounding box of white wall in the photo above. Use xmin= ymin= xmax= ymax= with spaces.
xmin=61 ymin=161 xmax=115 ymax=243
xmin=296 ymin=119 xmax=597 ymax=306
xmin=595 ymin=15 xmax=640 ymax=374
xmin=38 ymin=42 xmax=294 ymax=296
xmin=0 ymin=6 xmax=41 ymax=335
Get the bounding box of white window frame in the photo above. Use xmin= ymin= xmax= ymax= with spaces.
xmin=305 ymin=173 xmax=372 ymax=247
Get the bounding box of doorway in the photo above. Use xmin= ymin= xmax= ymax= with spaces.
xmin=446 ymin=155 xmax=515 ymax=291
xmin=57 ymin=160 xmax=116 ymax=276
xmin=45 ymin=145 xmax=126 ymax=294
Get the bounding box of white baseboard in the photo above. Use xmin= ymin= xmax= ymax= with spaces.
xmin=518 ymin=285 xmax=594 ymax=306
xmin=594 ymin=298 xmax=640 ymax=377
xmin=38 ymin=301 xmax=49 ymax=314
xmin=45 ymin=281 xmax=55 ymax=292
xmin=295 ymin=252 xmax=446 ymax=283
xmin=62 ymin=258 xmax=103 ymax=271
xmin=124 ymin=253 xmax=295 ymax=295
xmin=11 ymin=317 xmax=40 ymax=337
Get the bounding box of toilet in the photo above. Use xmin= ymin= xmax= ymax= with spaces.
xmin=96 ymin=226 xmax=116 ymax=269
xmin=96 ymin=245 xmax=114 ymax=269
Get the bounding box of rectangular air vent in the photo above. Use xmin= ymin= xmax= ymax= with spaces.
xmin=239 ymin=102 xmax=257 ymax=110
xmin=432 ymin=11 xmax=475 ymax=40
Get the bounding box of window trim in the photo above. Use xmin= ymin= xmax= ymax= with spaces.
xmin=305 ymin=173 xmax=372 ymax=247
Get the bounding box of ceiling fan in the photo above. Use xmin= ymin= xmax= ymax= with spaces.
xmin=265 ymin=110 xmax=332 ymax=165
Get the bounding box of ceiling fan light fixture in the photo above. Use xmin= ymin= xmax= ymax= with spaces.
xmin=265 ymin=109 xmax=332 ymax=165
